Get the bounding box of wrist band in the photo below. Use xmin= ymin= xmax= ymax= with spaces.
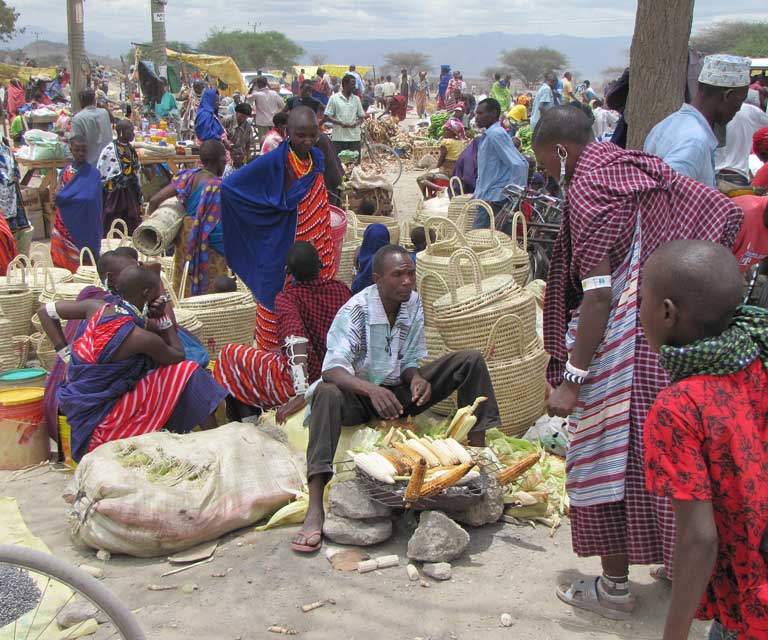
xmin=156 ymin=315 xmax=173 ymax=330
xmin=56 ymin=344 xmax=71 ymax=363
xmin=285 ymin=335 xmax=309 ymax=395
xmin=582 ymin=275 xmax=612 ymax=291
xmin=566 ymin=360 xmax=590 ymax=379
xmin=45 ymin=301 xmax=60 ymax=320
xmin=563 ymin=370 xmax=586 ymax=385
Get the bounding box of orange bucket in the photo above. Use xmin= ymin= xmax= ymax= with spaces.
xmin=0 ymin=387 xmax=50 ymax=470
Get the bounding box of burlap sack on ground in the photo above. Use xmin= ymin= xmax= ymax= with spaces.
xmin=67 ymin=422 xmax=305 ymax=557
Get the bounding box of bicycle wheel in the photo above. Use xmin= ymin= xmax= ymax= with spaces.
xmin=361 ymin=142 xmax=403 ymax=185
xmin=529 ymin=244 xmax=551 ymax=282
xmin=0 ymin=544 xmax=145 ymax=639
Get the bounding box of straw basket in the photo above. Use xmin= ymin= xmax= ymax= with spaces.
xmin=133 ymin=198 xmax=186 ymax=256
xmin=412 ymin=145 xmax=441 ymax=163
xmin=38 ymin=267 xmax=90 ymax=305
xmin=176 ymin=263 xmax=257 ymax=358
xmin=350 ymin=211 xmax=401 ymax=245
xmin=173 ymin=308 xmax=204 ymax=341
xmin=417 ymin=269 xmax=450 ymax=328
xmin=457 ymin=205 xmax=530 ymax=287
xmin=73 ymin=247 xmax=100 ymax=285
xmin=433 ymin=249 xmax=537 ymax=360
xmin=29 ymin=333 xmax=57 ymax=372
xmin=421 ymin=327 xmax=457 ymax=416
xmin=338 ymin=212 xmax=362 ymax=286
xmin=0 ymin=315 xmax=17 ymax=371
xmin=0 ymin=267 xmax=35 ymax=336
xmin=101 ymin=219 xmax=131 ymax=254
xmin=12 ymin=252 xmax=75 ymax=296
xmin=447 ymin=177 xmax=474 ymax=232
xmin=483 ymin=315 xmax=549 ymax=436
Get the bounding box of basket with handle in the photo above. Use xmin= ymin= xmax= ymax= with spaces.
xmin=447 ymin=177 xmax=474 ymax=232
xmin=176 ymin=262 xmax=256 ymax=358
xmin=29 ymin=332 xmax=57 ymax=371
xmin=100 ymin=218 xmax=131 ymax=254
xmin=420 ymin=327 xmax=457 ymax=417
xmin=22 ymin=251 xmax=75 ymax=295
xmin=73 ymin=246 xmax=101 ymax=285
xmin=37 ymin=266 xmax=90 ymax=304
xmin=416 ymin=268 xmax=450 ymax=329
xmin=483 ymin=314 xmax=549 ymax=436
xmin=350 ymin=212 xmax=400 ymax=245
xmin=0 ymin=313 xmax=17 ymax=371
xmin=0 ymin=263 xmax=35 ymax=337
xmin=433 ymin=248 xmax=537 ymax=361
xmin=338 ymin=211 xmax=362 ymax=285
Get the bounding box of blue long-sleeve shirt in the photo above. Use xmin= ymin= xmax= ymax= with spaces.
xmin=473 ymin=122 xmax=529 ymax=204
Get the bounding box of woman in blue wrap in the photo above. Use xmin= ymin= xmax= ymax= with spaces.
xmin=194 ymin=88 xmax=232 ymax=173
xmin=351 ymin=224 xmax=390 ymax=294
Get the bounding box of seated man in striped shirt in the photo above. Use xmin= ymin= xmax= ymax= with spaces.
xmin=292 ymin=245 xmax=501 ymax=553
xmin=215 ymin=242 xmax=351 ymax=422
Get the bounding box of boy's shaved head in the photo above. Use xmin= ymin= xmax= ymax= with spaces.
xmin=644 ymin=240 xmax=743 ymax=336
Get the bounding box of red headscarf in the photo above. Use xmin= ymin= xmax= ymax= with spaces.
xmin=753 ymin=127 xmax=768 ymax=159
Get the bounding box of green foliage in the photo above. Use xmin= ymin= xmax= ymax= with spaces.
xmin=0 ymin=0 xmax=20 ymax=43
xmin=383 ymin=51 xmax=431 ymax=75
xmin=199 ymin=29 xmax=304 ymax=71
xmin=499 ymin=47 xmax=568 ymax=87
xmin=691 ymin=21 xmax=768 ymax=58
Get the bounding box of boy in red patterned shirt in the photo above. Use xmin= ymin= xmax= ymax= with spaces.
xmin=640 ymin=239 xmax=768 ymax=640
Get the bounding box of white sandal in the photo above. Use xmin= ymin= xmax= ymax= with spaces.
xmin=556 ymin=577 xmax=635 ymax=621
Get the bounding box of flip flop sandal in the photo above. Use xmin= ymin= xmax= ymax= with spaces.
xmin=556 ymin=577 xmax=634 ymax=621
xmin=291 ymin=530 xmax=322 ymax=554
xmin=650 ymin=566 xmax=670 ymax=582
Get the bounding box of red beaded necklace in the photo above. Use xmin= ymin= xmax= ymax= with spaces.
xmin=288 ymin=147 xmax=313 ymax=177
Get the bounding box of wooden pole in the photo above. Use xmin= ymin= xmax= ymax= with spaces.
xmin=66 ymin=0 xmax=87 ymax=112
xmin=625 ymin=0 xmax=695 ymax=149
xmin=150 ymin=0 xmax=168 ymax=79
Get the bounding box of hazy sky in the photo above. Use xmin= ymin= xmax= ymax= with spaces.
xmin=16 ymin=0 xmax=767 ymax=42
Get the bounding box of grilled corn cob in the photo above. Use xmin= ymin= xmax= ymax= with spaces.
xmin=495 ymin=453 xmax=541 ymax=486
xmin=406 ymin=438 xmax=440 ymax=467
xmin=353 ymin=452 xmax=395 ymax=484
xmin=420 ymin=438 xmax=454 ymax=466
xmin=393 ymin=442 xmax=424 ymax=465
xmin=404 ymin=458 xmax=427 ymax=505
xmin=447 ymin=396 xmax=487 ymax=441
xmin=428 ymin=438 xmax=459 ymax=465
xmin=443 ymin=438 xmax=473 ymax=464
xmin=379 ymin=450 xmax=411 ymax=475
xmin=419 ymin=461 xmax=474 ymax=497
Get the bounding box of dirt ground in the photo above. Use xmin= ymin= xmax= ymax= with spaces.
xmin=4 ymin=134 xmax=710 ymax=640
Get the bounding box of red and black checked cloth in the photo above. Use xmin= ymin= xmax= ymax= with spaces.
xmin=275 ymin=278 xmax=351 ymax=383
xmin=544 ymin=142 xmax=744 ymax=385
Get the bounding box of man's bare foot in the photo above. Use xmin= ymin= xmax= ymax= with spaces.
xmin=291 ymin=504 xmax=324 ymax=553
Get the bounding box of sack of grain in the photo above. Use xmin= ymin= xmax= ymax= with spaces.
xmin=67 ymin=422 xmax=305 ymax=557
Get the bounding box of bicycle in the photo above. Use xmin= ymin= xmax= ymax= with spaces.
xmin=0 ymin=544 xmax=145 ymax=639
xmin=332 ymin=112 xmax=403 ymax=186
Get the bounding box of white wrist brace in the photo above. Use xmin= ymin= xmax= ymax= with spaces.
xmin=285 ymin=335 xmax=309 ymax=395
xmin=582 ymin=275 xmax=612 ymax=291
xmin=57 ymin=344 xmax=71 ymax=363
xmin=565 ymin=360 xmax=590 ymax=379
xmin=45 ymin=301 xmax=61 ymax=320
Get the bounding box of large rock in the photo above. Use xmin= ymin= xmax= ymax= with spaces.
xmin=446 ymin=477 xmax=505 ymax=527
xmin=328 ymin=479 xmax=392 ymax=520
xmin=407 ymin=511 xmax=469 ymax=563
xmin=57 ymin=600 xmax=102 ymax=628
xmin=322 ymin=513 xmax=392 ymax=546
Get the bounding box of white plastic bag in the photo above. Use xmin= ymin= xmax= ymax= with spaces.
xmin=67 ymin=423 xmax=305 ymax=557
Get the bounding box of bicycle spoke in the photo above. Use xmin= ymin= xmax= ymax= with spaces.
xmin=33 ymin=588 xmax=77 ymax=640
xmin=23 ymin=575 xmax=50 ymax=640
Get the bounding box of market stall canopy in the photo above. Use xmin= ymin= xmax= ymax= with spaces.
xmin=293 ymin=65 xmax=373 ymax=79
xmin=165 ymin=49 xmax=247 ymax=96
xmin=0 ymin=62 xmax=58 ymax=84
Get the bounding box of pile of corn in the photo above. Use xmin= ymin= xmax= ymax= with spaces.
xmin=351 ymin=398 xmax=541 ymax=505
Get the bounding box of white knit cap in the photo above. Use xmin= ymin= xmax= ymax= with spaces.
xmin=698 ymin=54 xmax=751 ymax=88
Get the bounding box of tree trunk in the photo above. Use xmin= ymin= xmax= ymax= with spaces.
xmin=66 ymin=0 xmax=86 ymax=112
xmin=625 ymin=0 xmax=695 ymax=149
xmin=150 ymin=0 xmax=168 ymax=79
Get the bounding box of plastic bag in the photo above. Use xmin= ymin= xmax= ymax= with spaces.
xmin=22 ymin=129 xmax=67 ymax=160
xmin=68 ymin=423 xmax=305 ymax=557
xmin=523 ymin=415 xmax=569 ymax=457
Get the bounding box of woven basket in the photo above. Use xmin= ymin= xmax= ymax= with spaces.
xmin=37 ymin=267 xmax=90 ymax=305
xmin=420 ymin=327 xmax=457 ymax=416
xmin=433 ymin=249 xmax=537 ymax=360
xmin=0 ymin=267 xmax=35 ymax=336
xmin=174 ymin=308 xmax=204 ymax=341
xmin=0 ymin=316 xmax=17 ymax=371
xmin=101 ymin=218 xmax=131 ymax=254
xmin=73 ymin=247 xmax=100 ymax=285
xmin=29 ymin=332 xmax=57 ymax=372
xmin=417 ymin=269 xmax=450 ymax=328
xmin=459 ymin=205 xmax=530 ymax=287
xmin=11 ymin=335 xmax=30 ymax=369
xmin=447 ymin=177 xmax=474 ymax=232
xmin=176 ymin=262 xmax=256 ymax=358
xmin=337 ymin=211 xmax=361 ymax=286
xmin=349 ymin=208 xmax=401 ymax=246
xmin=484 ymin=315 xmax=549 ymax=436
xmin=412 ymin=145 xmax=441 ymax=163
xmin=133 ymin=197 xmax=186 ymax=256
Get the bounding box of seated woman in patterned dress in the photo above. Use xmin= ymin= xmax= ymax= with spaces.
xmin=38 ymin=265 xmax=226 ymax=462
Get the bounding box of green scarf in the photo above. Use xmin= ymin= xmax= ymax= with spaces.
xmin=659 ymin=305 xmax=768 ymax=382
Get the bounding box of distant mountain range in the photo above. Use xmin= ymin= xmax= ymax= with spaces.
xmin=8 ymin=26 xmax=629 ymax=83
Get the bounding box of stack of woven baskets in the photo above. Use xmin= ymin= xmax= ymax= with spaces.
xmin=431 ymin=248 xmax=548 ymax=435
xmin=337 ymin=210 xmax=402 ymax=286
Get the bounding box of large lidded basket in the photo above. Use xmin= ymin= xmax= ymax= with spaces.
xmin=0 ymin=264 xmax=36 ymax=337
xmin=433 ymin=248 xmax=537 ymax=361
xmin=175 ymin=263 xmax=256 ymax=358
xmin=337 ymin=211 xmax=362 ymax=286
xmin=483 ymin=315 xmax=549 ymax=437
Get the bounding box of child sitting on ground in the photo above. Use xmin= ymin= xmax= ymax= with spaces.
xmin=640 ymin=239 xmax=768 ymax=640
xmin=409 ymin=226 xmax=436 ymax=262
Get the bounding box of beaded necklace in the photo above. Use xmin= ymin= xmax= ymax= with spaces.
xmin=288 ymin=147 xmax=313 ymax=177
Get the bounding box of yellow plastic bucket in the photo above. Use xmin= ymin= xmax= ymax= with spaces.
xmin=58 ymin=415 xmax=77 ymax=469
xmin=0 ymin=387 xmax=49 ymax=470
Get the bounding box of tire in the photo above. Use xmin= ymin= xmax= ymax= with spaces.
xmin=361 ymin=142 xmax=403 ymax=185
xmin=529 ymin=244 xmax=551 ymax=282
xmin=0 ymin=544 xmax=146 ymax=639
